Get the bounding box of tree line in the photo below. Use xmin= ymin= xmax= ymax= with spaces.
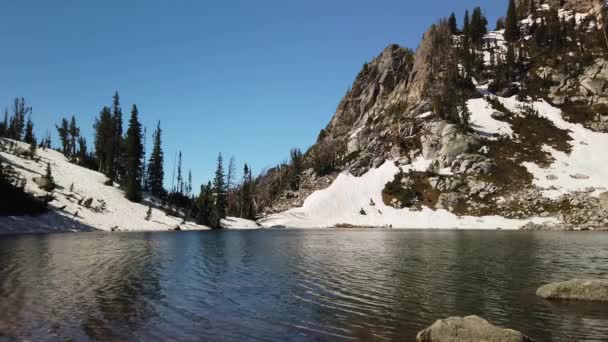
xmin=0 ymin=93 xmax=257 ymax=229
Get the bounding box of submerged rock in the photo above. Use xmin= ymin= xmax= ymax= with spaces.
xmin=536 ymin=279 xmax=608 ymax=302
xmin=416 ymin=315 xmax=533 ymax=342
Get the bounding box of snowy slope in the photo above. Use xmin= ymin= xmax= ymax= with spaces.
xmin=0 ymin=139 xmax=209 ymax=233
xmin=497 ymin=97 xmax=608 ymax=199
xmin=259 ymin=159 xmax=553 ymax=229
xmin=221 ymin=217 xmax=261 ymax=229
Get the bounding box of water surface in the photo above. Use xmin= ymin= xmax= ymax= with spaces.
xmin=1 ymin=229 xmax=607 ymax=341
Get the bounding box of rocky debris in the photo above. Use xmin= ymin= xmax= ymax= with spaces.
xmin=170 ymin=224 xmax=181 ymax=231
xmin=547 ymin=59 xmax=608 ymax=107
xmin=490 ymin=110 xmax=507 ymax=120
xmin=599 ymin=192 xmax=608 ymax=210
xmin=537 ymin=279 xmax=608 ymax=302
xmin=421 ymin=121 xmax=477 ymax=167
xmin=436 ymin=192 xmax=466 ymax=212
xmin=416 ymin=315 xmax=534 ymax=342
xmin=451 ymin=154 xmax=494 ymax=175
xmin=467 ymin=180 xmax=498 ymax=199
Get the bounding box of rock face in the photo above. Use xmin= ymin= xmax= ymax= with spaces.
xmin=416 ymin=315 xmax=534 ymax=342
xmin=537 ymin=279 xmax=608 ymax=302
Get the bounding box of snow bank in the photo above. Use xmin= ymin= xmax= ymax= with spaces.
xmin=221 ymin=217 xmax=261 ymax=229
xmin=497 ymin=97 xmax=608 ymax=198
xmin=0 ymin=139 xmax=209 ymax=233
xmin=259 ymin=160 xmax=550 ymax=229
xmin=467 ymin=97 xmax=514 ymax=138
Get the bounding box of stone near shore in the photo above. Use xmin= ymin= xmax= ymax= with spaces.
xmin=536 ymin=279 xmax=608 ymax=302
xmin=416 ymin=315 xmax=534 ymax=342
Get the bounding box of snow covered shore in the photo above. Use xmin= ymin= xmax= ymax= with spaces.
xmin=259 ymin=159 xmax=553 ymax=230
xmin=0 ymin=139 xmax=209 ymax=234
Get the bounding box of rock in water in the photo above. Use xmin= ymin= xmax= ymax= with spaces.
xmin=416 ymin=315 xmax=534 ymax=342
xmin=536 ymin=279 xmax=608 ymax=302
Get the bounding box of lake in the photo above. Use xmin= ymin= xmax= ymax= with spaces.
xmin=1 ymin=229 xmax=607 ymax=341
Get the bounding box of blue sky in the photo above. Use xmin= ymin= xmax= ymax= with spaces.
xmin=0 ymin=0 xmax=507 ymax=190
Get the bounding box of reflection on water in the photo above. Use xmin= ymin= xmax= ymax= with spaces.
xmin=1 ymin=230 xmax=607 ymax=341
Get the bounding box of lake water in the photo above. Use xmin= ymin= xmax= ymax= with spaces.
xmin=1 ymin=230 xmax=608 ymax=341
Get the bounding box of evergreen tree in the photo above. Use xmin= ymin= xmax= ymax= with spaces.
xmin=42 ymin=162 xmax=56 ymax=192
xmin=529 ymin=0 xmax=537 ymax=19
xmin=176 ymin=151 xmax=183 ymax=194
xmin=0 ymin=111 xmax=8 ymax=137
xmin=56 ymin=118 xmax=70 ymax=155
xmin=186 ymin=170 xmax=192 ymax=197
xmin=9 ymin=98 xmax=31 ymax=140
xmin=505 ymin=0 xmax=521 ymax=42
xmin=240 ymin=163 xmax=255 ymax=219
xmin=289 ymin=148 xmax=304 ymax=190
xmin=470 ymin=7 xmax=488 ymax=45
xmin=463 ymin=10 xmax=471 ymax=40
xmin=196 ymin=181 xmax=214 ymax=226
xmin=147 ymin=121 xmax=165 ymax=198
xmin=496 ymin=17 xmax=506 ymax=30
xmin=124 ymin=104 xmax=144 ymax=202
xmin=23 ymin=115 xmax=35 ymax=144
xmin=77 ymin=137 xmax=87 ymax=163
xmin=68 ymin=115 xmax=79 ymax=156
xmin=111 ymin=92 xmax=124 ymax=182
xmin=94 ymin=106 xmax=114 ymax=175
xmin=212 ymin=153 xmax=227 ymax=228
xmin=142 ymin=126 xmax=147 ymax=190
xmin=448 ymin=12 xmax=458 ymax=34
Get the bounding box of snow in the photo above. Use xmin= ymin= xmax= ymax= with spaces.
xmin=496 ymin=97 xmax=608 ymax=199
xmin=0 ymin=138 xmax=209 ymax=234
xmin=259 ymin=160 xmax=552 ymax=229
xmin=467 ymin=97 xmax=514 ymax=139
xmin=221 ymin=217 xmax=261 ymax=229
xmin=417 ymin=111 xmax=433 ymax=119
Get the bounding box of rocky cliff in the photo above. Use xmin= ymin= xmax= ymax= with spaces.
xmin=258 ymin=0 xmax=608 ymax=230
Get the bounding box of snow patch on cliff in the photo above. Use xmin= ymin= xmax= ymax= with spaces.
xmin=259 ymin=159 xmax=551 ymax=229
xmin=497 ymin=97 xmax=608 ymax=198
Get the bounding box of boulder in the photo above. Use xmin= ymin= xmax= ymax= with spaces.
xmin=536 ymin=279 xmax=608 ymax=302
xmin=416 ymin=315 xmax=534 ymax=342
xmin=570 ymin=173 xmax=590 ymax=180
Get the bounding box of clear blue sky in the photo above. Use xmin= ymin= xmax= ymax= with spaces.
xmin=0 ymin=0 xmax=507 ymax=190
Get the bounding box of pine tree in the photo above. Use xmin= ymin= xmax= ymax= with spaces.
xmin=9 ymin=98 xmax=31 ymax=140
xmin=124 ymin=104 xmax=144 ymax=202
xmin=23 ymin=115 xmax=35 ymax=144
xmin=463 ymin=10 xmax=471 ymax=40
xmin=470 ymin=7 xmax=488 ymax=45
xmin=176 ymin=151 xmax=183 ymax=194
xmin=448 ymin=12 xmax=458 ymax=34
xmin=94 ymin=106 xmax=114 ymax=175
xmin=0 ymin=111 xmax=8 ymax=137
xmin=196 ymin=181 xmax=214 ymax=226
xmin=111 ymin=92 xmax=124 ymax=182
xmin=42 ymin=162 xmax=56 ymax=192
xmin=68 ymin=115 xmax=79 ymax=156
xmin=145 ymin=205 xmax=152 ymax=221
xmin=56 ymin=118 xmax=70 ymax=155
xmin=240 ymin=163 xmax=255 ymax=219
xmin=529 ymin=0 xmax=537 ymax=19
xmin=186 ymin=170 xmax=192 ymax=196
xmin=77 ymin=137 xmax=87 ymax=163
xmin=142 ymin=126 xmax=147 ymax=190
xmin=212 ymin=153 xmax=227 ymax=228
xmin=147 ymin=121 xmax=165 ymax=198
xmin=505 ymin=0 xmax=521 ymax=42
